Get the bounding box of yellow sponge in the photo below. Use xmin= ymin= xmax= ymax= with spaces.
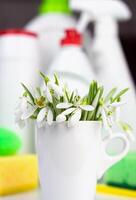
xmin=96 ymin=184 xmax=136 ymax=198
xmin=0 ymin=155 xmax=39 ymax=196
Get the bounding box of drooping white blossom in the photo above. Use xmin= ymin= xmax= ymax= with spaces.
xmin=56 ymin=102 xmax=94 ymax=127
xmin=15 ymin=97 xmax=37 ymax=128
xmin=37 ymin=107 xmax=53 ymax=128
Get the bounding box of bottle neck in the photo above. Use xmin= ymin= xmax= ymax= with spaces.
xmin=62 ymin=44 xmax=81 ymax=49
xmin=95 ymin=17 xmax=119 ymax=37
xmin=39 ymin=1 xmax=71 ymax=15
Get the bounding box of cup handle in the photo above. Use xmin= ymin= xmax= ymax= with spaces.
xmin=97 ymin=133 xmax=130 ymax=179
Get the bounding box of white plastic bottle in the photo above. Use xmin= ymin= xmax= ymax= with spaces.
xmin=25 ymin=0 xmax=76 ymax=71
xmin=0 ymin=29 xmax=40 ymax=153
xmin=48 ymin=29 xmax=96 ymax=95
xmin=71 ymin=0 xmax=136 ymax=137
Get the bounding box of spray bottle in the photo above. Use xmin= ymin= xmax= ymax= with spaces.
xmin=25 ymin=0 xmax=76 ymax=71
xmin=71 ymin=0 xmax=136 ymax=137
xmin=48 ymin=29 xmax=96 ymax=95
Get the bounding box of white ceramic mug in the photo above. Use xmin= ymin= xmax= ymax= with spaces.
xmin=36 ymin=121 xmax=129 ymax=200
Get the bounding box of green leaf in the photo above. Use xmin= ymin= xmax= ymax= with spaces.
xmin=54 ymin=74 xmax=59 ymax=85
xmin=94 ymin=81 xmax=98 ymax=95
xmin=23 ymin=91 xmax=27 ymax=97
xmin=60 ymin=96 xmax=64 ymax=103
xmin=21 ymin=83 xmax=35 ymax=104
xmin=70 ymin=91 xmax=75 ymax=102
xmin=52 ymin=96 xmax=60 ymax=116
xmin=91 ymin=87 xmax=103 ymax=120
xmin=81 ymin=96 xmax=88 ymax=105
xmin=36 ymin=87 xmax=42 ymax=96
xmin=99 ymin=86 xmax=104 ymax=100
xmin=40 ymin=72 xmax=50 ymax=85
xmin=65 ymin=89 xmax=70 ymax=102
xmin=30 ymin=108 xmax=40 ymax=119
xmin=112 ymin=88 xmax=129 ymax=102
xmin=88 ymin=81 xmax=98 ymax=104
xmin=104 ymin=88 xmax=117 ymax=103
xmin=92 ymin=89 xmax=100 ymax=108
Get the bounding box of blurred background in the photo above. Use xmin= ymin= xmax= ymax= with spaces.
xmin=0 ymin=0 xmax=135 ymax=83
xmin=0 ymin=0 xmax=136 ymax=199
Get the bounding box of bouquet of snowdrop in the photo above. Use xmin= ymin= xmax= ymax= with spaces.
xmin=15 ymin=72 xmax=133 ymax=139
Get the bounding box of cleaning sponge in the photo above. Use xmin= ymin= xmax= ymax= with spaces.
xmin=0 ymin=155 xmax=38 ymax=195
xmin=0 ymin=127 xmax=22 ymax=156
xmin=97 ymin=184 xmax=136 ymax=198
xmin=103 ymin=151 xmax=136 ymax=189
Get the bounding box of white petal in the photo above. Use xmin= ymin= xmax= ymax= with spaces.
xmin=79 ymin=105 xmax=94 ymax=111
xmin=107 ymin=116 xmax=113 ymax=127
xmin=47 ymin=81 xmax=53 ymax=89
xmin=37 ymin=108 xmax=47 ymax=123
xmin=46 ymin=86 xmax=53 ymax=103
xmin=37 ymin=119 xmax=46 ymax=129
xmin=102 ymin=109 xmax=109 ymax=131
xmin=54 ymin=87 xmax=63 ymax=97
xmin=14 ymin=109 xmax=22 ymax=119
xmin=68 ymin=109 xmax=82 ymax=127
xmin=56 ymin=103 xmax=73 ymax=109
xmin=47 ymin=109 xmax=53 ymax=126
xmin=56 ymin=114 xmax=66 ymax=123
xmin=19 ymin=121 xmax=26 ymax=129
xmin=74 ymin=89 xmax=79 ymax=97
xmin=18 ymin=97 xmax=27 ymax=112
xmin=21 ymin=106 xmax=37 ymax=120
xmin=110 ymin=102 xmax=126 ymax=108
xmin=48 ymin=82 xmax=63 ymax=97
xmin=61 ymin=108 xmax=76 ymax=116
xmin=15 ymin=108 xmax=25 ymax=128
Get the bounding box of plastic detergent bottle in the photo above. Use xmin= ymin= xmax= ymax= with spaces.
xmin=48 ymin=29 xmax=96 ymax=95
xmin=25 ymin=0 xmax=76 ymax=71
xmin=71 ymin=0 xmax=136 ymax=137
xmin=0 ymin=29 xmax=40 ymax=153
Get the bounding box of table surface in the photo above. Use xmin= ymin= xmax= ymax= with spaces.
xmin=0 ymin=190 xmax=133 ymax=200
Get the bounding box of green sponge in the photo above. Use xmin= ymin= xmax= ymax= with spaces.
xmin=103 ymin=151 xmax=136 ymax=190
xmin=0 ymin=127 xmax=22 ymax=156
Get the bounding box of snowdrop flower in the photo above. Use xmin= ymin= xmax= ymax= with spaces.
xmin=15 ymin=109 xmax=26 ymax=129
xmin=37 ymin=107 xmax=53 ymax=128
xmin=15 ymin=97 xmax=37 ymax=128
xmin=17 ymin=73 xmax=132 ymax=142
xmin=44 ymin=85 xmax=53 ymax=103
xmin=21 ymin=105 xmax=37 ymax=120
xmin=56 ymin=102 xmax=94 ymax=127
xmin=47 ymin=81 xmax=63 ymax=98
xmin=43 ymin=81 xmax=63 ymax=103
xmin=109 ymin=101 xmax=126 ymax=122
xmin=101 ymin=101 xmax=126 ymax=131
xmin=15 ymin=97 xmax=27 ymax=127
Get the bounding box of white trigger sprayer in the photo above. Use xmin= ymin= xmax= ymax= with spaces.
xmin=70 ymin=0 xmax=136 ymax=145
